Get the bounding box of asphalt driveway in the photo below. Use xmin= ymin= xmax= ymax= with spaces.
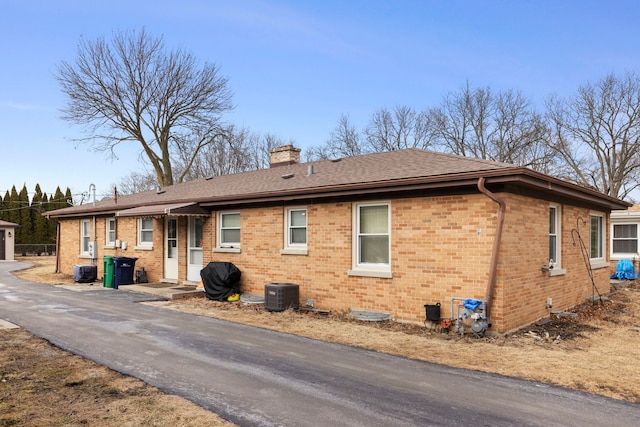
xmin=1 ymin=261 xmax=639 ymax=426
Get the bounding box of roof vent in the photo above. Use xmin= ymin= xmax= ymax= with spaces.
xmin=281 ymin=173 xmax=294 ymax=179
xmin=205 ymin=175 xmax=214 ymax=180
xmin=156 ymin=186 xmax=165 ymax=194
xmin=307 ymin=165 xmax=314 ymax=176
xmin=330 ymin=158 xmax=342 ymax=163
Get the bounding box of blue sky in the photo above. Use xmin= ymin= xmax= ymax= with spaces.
xmin=2 ymin=0 xmax=640 ymax=202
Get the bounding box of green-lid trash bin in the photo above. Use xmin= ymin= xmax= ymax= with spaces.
xmin=103 ymin=255 xmax=115 ymax=288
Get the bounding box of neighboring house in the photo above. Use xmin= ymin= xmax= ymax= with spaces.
xmin=44 ymin=146 xmax=630 ymax=333
xmin=610 ymin=204 xmax=640 ymax=267
xmin=0 ymin=220 xmax=18 ymax=261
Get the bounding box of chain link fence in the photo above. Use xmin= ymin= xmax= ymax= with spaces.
xmin=15 ymin=244 xmax=56 ymax=256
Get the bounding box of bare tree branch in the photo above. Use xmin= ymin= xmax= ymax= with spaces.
xmin=426 ymin=82 xmax=554 ymax=170
xmin=56 ymin=28 xmax=233 ymax=186
xmin=364 ymin=106 xmax=433 ymax=152
xmin=545 ymin=72 xmax=640 ymax=199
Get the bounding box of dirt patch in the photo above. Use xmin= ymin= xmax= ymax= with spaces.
xmin=0 ymin=329 xmax=235 ymax=426
xmin=5 ymin=256 xmax=640 ymax=426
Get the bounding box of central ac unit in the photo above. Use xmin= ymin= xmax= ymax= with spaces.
xmin=264 ymin=283 xmax=299 ymax=312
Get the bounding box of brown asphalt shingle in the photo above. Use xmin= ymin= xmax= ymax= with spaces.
xmin=45 ymin=148 xmax=628 ymax=217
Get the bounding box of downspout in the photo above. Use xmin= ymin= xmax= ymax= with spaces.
xmin=55 ymin=222 xmax=61 ymax=273
xmin=477 ymin=177 xmax=506 ymax=321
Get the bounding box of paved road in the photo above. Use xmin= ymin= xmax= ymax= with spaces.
xmin=1 ymin=261 xmax=639 ymax=426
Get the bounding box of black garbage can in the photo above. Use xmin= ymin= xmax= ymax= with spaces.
xmin=113 ymin=256 xmax=138 ymax=289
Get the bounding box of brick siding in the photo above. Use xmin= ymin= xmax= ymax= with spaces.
xmin=57 ymin=192 xmax=611 ymax=333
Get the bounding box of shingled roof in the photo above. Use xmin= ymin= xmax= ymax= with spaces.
xmin=45 ymin=149 xmax=630 ymax=218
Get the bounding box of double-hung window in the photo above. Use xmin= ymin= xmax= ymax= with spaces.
xmin=549 ymin=206 xmax=559 ymax=266
xmin=612 ymin=223 xmax=638 ymax=257
xmin=106 ymin=218 xmax=116 ymax=246
xmin=590 ymin=213 xmax=605 ymax=263
xmin=285 ymin=208 xmax=307 ymax=249
xmin=80 ymin=220 xmax=91 ymax=255
xmin=138 ymin=218 xmax=153 ymax=247
xmin=349 ymin=202 xmax=391 ymax=277
xmin=219 ymin=212 xmax=240 ymax=248
xmin=547 ymin=205 xmax=566 ymax=275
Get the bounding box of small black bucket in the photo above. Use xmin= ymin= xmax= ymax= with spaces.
xmin=424 ymin=303 xmax=441 ymax=322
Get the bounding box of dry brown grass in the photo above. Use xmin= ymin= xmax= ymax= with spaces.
xmin=4 ymin=255 xmax=640 ymax=426
xmin=0 ymin=329 xmax=235 ymax=426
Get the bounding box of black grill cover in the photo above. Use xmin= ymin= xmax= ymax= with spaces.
xmin=200 ymin=262 xmax=241 ymax=301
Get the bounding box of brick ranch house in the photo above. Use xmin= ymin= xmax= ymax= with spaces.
xmin=44 ymin=146 xmax=630 ymax=333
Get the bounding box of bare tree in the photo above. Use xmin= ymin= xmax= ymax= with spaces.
xmin=177 ymin=127 xmax=281 ymax=180
xmin=546 ymin=72 xmax=640 ymax=200
xmin=365 ymin=106 xmax=432 ymax=152
xmin=307 ymin=114 xmax=365 ymax=161
xmin=114 ymin=171 xmax=159 ymax=196
xmin=327 ymin=113 xmax=364 ymax=157
xmin=426 ymin=82 xmax=553 ymax=169
xmin=56 ymin=28 xmax=233 ymax=187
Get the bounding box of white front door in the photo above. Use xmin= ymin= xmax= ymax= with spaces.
xmin=164 ymin=217 xmax=178 ymax=281
xmin=187 ymin=217 xmax=204 ymax=282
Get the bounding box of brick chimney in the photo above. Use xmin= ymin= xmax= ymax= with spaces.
xmin=269 ymin=144 xmax=301 ymax=167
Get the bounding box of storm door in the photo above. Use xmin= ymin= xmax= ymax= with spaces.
xmin=187 ymin=217 xmax=204 ymax=282
xmin=164 ymin=217 xmax=178 ymax=281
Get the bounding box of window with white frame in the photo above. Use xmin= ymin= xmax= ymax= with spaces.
xmin=354 ymin=203 xmax=390 ymax=272
xmin=286 ymin=208 xmax=307 ymax=247
xmin=80 ymin=220 xmax=91 ymax=255
xmin=612 ymin=223 xmax=638 ymax=256
xmin=138 ymin=218 xmax=154 ymax=246
xmin=219 ymin=212 xmax=240 ymax=247
xmin=590 ymin=213 xmax=604 ymax=260
xmin=106 ymin=218 xmax=116 ymax=246
xmin=549 ymin=206 xmax=560 ymax=266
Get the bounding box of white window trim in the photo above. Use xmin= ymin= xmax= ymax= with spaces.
xmin=105 ymin=218 xmax=116 ymax=248
xmin=348 ymin=201 xmax=392 ymax=278
xmin=590 ymin=212 xmax=608 ymax=269
xmin=216 ymin=211 xmax=241 ymax=250
xmin=80 ymin=219 xmax=91 ymax=257
xmin=281 ymin=207 xmax=308 ymax=255
xmin=610 ymin=221 xmax=640 ymax=260
xmin=548 ymin=205 xmax=566 ymax=276
xmin=137 ymin=217 xmax=154 ymax=249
